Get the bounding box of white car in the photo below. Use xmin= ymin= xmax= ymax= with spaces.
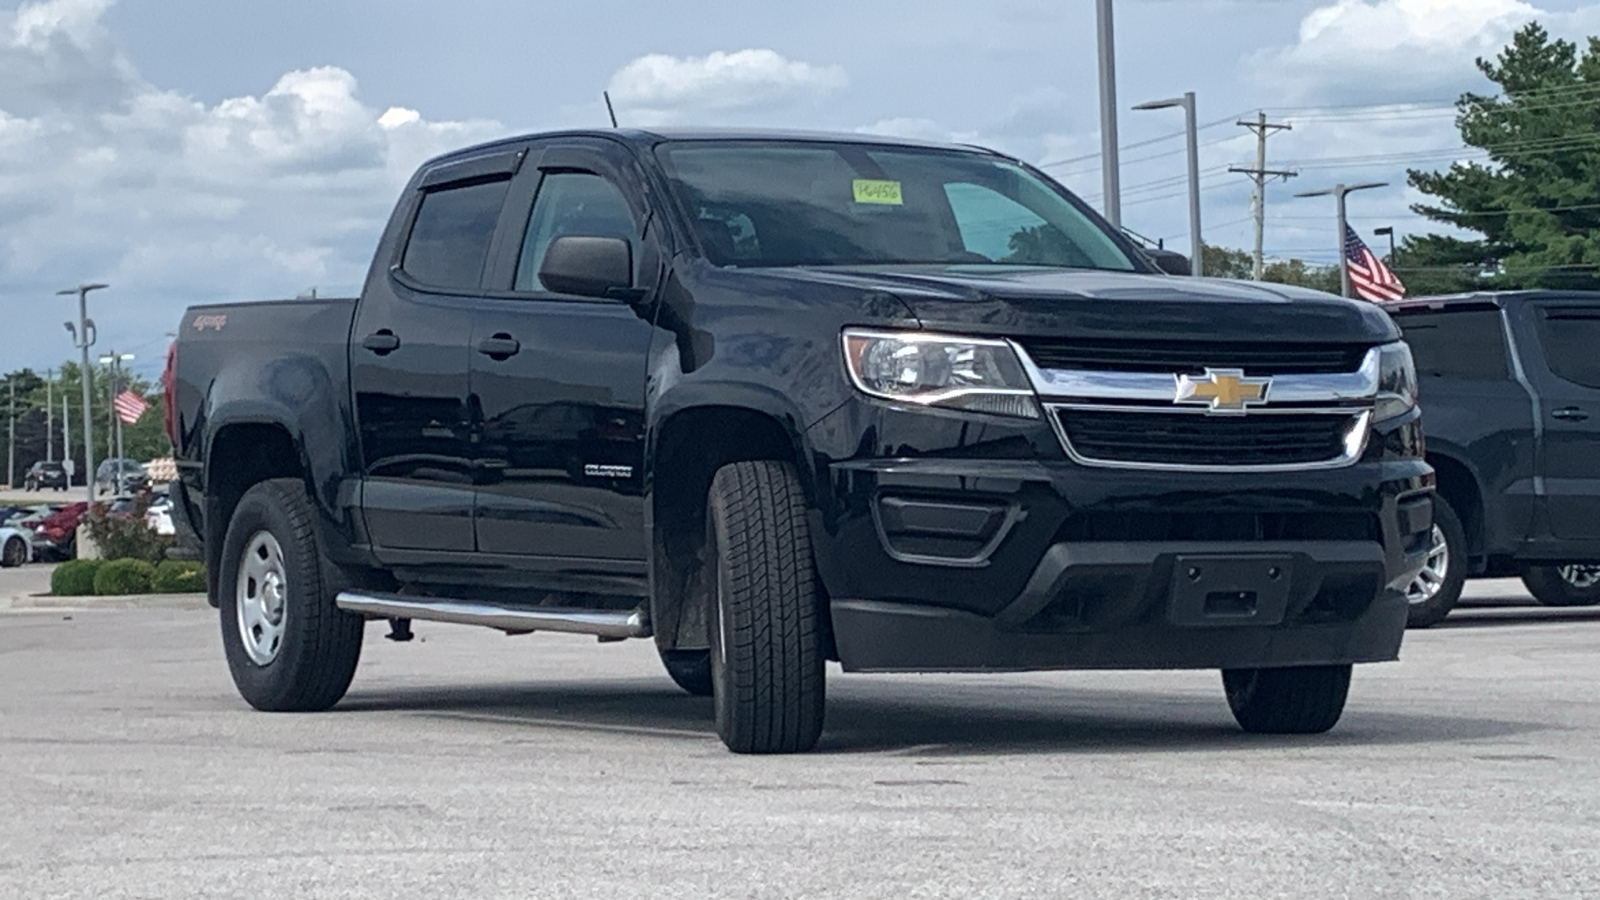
xmin=145 ymin=496 xmax=175 ymax=536
xmin=1 ymin=526 xmax=34 ymax=567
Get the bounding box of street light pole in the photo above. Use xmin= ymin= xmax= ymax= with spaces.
xmin=1134 ymin=92 xmax=1203 ymax=276
xmin=59 ymin=283 xmax=107 ymax=503
xmin=1374 ymin=226 xmax=1396 ymax=260
xmin=1096 ymin=0 xmax=1121 ymax=228
xmin=1293 ymin=183 xmax=1386 ymax=298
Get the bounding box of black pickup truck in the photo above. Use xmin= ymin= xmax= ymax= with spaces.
xmin=1388 ymin=292 xmax=1600 ymax=626
xmin=168 ymin=128 xmax=1433 ymax=753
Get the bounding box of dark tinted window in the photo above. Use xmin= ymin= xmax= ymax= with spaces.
xmin=401 ymin=177 xmax=511 ymax=290
xmin=1536 ymin=306 xmax=1600 ymax=389
xmin=514 ymin=173 xmax=638 ymax=291
xmin=1397 ymin=310 xmax=1509 ymax=380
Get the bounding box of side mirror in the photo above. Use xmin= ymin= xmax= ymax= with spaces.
xmin=1146 ymin=248 xmax=1194 ymax=276
xmin=539 ymin=236 xmax=634 ymax=297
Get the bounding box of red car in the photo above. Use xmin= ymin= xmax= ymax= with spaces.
xmin=31 ymin=502 xmax=88 ymax=561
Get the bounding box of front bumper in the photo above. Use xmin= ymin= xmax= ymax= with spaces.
xmin=812 ymin=457 xmax=1433 ymax=673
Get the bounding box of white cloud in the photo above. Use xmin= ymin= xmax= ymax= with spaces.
xmin=0 ymin=0 xmax=507 ymax=368
xmin=1251 ymin=0 xmax=1541 ymax=103
xmin=606 ymin=49 xmax=847 ymax=127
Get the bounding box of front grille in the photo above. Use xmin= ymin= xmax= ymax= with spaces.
xmin=1058 ymin=410 xmax=1358 ymax=468
xmin=1019 ymin=339 xmax=1371 ymax=375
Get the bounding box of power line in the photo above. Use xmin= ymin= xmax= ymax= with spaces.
xmin=1038 ymin=109 xmax=1254 ymax=169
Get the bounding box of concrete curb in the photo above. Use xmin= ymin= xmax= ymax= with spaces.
xmin=4 ymin=592 xmax=210 ymax=612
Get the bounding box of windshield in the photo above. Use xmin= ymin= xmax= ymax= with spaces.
xmin=657 ymin=141 xmax=1138 ymax=271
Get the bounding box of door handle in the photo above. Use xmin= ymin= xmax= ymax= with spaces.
xmin=476 ymin=334 xmax=521 ymax=360
xmin=1553 ymin=407 xmax=1589 ymax=422
xmin=361 ymin=331 xmax=401 ymax=355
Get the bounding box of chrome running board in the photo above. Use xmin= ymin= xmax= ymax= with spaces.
xmin=335 ymin=591 xmax=650 ymax=639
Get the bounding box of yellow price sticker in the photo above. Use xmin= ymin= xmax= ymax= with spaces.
xmin=852 ymin=179 xmax=904 ymax=205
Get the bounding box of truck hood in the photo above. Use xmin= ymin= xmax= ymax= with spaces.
xmin=758 ymin=265 xmax=1399 ymax=345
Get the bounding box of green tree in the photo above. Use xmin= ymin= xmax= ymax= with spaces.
xmin=1199 ymin=244 xmax=1342 ymax=294
xmin=3 ymin=361 xmax=170 ymax=487
xmin=1406 ymin=22 xmax=1600 ymax=290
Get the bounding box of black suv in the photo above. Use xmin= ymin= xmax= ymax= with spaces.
xmin=23 ymin=460 xmax=68 ymax=491
xmin=1390 ymin=291 xmax=1600 ymax=625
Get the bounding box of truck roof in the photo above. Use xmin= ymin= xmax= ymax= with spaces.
xmin=1385 ymin=289 xmax=1600 ymax=315
xmin=424 ymin=127 xmax=1004 ymax=169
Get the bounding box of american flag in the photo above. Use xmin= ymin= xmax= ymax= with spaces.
xmin=113 ymin=389 xmax=148 ymax=425
xmin=1344 ymin=225 xmax=1406 ymax=303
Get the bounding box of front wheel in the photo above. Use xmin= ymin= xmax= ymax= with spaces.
xmin=1223 ymin=664 xmax=1352 ymax=734
xmin=2 ymin=536 xmax=26 ymax=568
xmin=1520 ymin=564 xmax=1600 ymax=608
xmin=706 ymin=460 xmax=826 ymax=754
xmin=218 ymin=478 xmax=364 ymax=712
xmin=1405 ymin=497 xmax=1467 ymax=628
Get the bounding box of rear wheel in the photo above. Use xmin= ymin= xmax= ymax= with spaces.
xmin=706 ymin=460 xmax=826 ymax=754
xmin=659 ymin=649 xmax=713 ymax=696
xmin=1405 ymin=497 xmax=1467 ymax=628
xmin=1 ymin=537 xmax=26 ymax=568
xmin=218 ymin=478 xmax=364 ymax=712
xmin=1520 ymin=564 xmax=1600 ymax=607
xmin=1223 ymin=664 xmax=1352 ymax=734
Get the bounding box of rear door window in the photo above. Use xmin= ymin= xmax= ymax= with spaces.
xmin=1535 ymin=306 xmax=1600 ymax=389
xmin=401 ymin=178 xmax=513 ymax=291
xmin=1397 ymin=310 xmax=1510 ymax=380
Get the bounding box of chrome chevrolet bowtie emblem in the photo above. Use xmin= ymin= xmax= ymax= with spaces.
xmin=1174 ymin=368 xmax=1271 ymax=414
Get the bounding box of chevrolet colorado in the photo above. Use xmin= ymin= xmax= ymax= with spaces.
xmin=169 ymin=129 xmax=1433 ymax=753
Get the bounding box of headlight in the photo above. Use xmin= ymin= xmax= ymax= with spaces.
xmin=842 ymin=329 xmax=1040 ymax=419
xmin=1375 ymin=341 xmax=1418 ymax=421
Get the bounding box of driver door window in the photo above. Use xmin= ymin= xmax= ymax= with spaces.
xmin=514 ymin=173 xmax=638 ymax=292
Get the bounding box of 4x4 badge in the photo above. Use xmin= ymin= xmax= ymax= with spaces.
xmin=1174 ymin=368 xmax=1271 ymax=413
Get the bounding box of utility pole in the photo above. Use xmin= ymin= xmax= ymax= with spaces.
xmin=62 ymin=394 xmax=71 ymax=486
xmin=1295 ymin=182 xmax=1388 ymax=298
xmin=60 ymin=282 xmax=107 ymax=503
xmin=1096 ymin=0 xmax=1121 ymax=228
xmin=45 ymin=369 xmax=53 ymax=462
xmin=6 ymin=378 xmax=13 ymax=489
xmin=1229 ymin=112 xmax=1296 ymax=280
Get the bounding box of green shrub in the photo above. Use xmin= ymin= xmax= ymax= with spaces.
xmin=83 ymin=495 xmax=175 ymax=565
xmin=93 ymin=558 xmax=156 ymax=596
xmin=152 ymin=560 xmax=207 ymax=594
xmin=51 ymin=559 xmax=104 ymax=596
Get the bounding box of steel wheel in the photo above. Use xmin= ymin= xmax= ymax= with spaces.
xmin=1558 ymin=564 xmax=1600 ymax=590
xmin=235 ymin=531 xmax=289 ymax=665
xmin=1406 ymin=525 xmax=1449 ymax=607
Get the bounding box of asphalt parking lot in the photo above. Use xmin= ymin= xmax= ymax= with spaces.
xmin=3 ymin=573 xmax=1599 ymax=899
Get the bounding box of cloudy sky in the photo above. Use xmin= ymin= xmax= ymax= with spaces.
xmin=4 ymin=0 xmax=1600 ymax=377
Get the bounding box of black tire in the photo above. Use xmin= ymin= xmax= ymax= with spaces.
xmin=1405 ymin=496 xmax=1468 ymax=629
xmin=1520 ymin=564 xmax=1600 ymax=607
xmin=1223 ymin=664 xmax=1352 ymax=734
xmin=1 ymin=537 xmax=26 ymax=568
xmin=659 ymin=649 xmax=714 ymax=696
xmin=706 ymin=460 xmax=826 ymax=754
xmin=218 ymin=478 xmax=364 ymax=712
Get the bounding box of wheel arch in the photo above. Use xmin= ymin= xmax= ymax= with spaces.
xmin=202 ymin=418 xmax=309 ymax=606
xmin=1426 ymin=449 xmax=1486 ymax=566
xmin=646 ymin=396 xmax=817 ymax=654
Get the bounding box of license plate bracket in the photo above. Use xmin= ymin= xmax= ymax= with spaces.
xmin=1168 ymin=554 xmax=1294 ymax=627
